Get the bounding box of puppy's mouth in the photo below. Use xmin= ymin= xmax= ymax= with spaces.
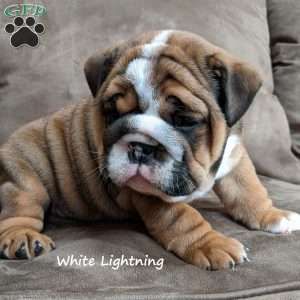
xmin=126 ymin=171 xmax=192 ymax=200
xmin=126 ymin=172 xmax=155 ymax=195
xmin=120 ymin=158 xmax=197 ymax=201
xmin=125 ymin=169 xmax=213 ymax=204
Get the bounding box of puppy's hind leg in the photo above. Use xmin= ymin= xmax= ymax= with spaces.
xmin=0 ymin=165 xmax=55 ymax=259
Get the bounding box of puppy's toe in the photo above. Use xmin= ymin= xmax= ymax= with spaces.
xmin=0 ymin=244 xmax=8 ymax=259
xmin=286 ymin=212 xmax=300 ymax=231
xmin=33 ymin=240 xmax=44 ymax=256
xmin=15 ymin=242 xmax=28 ymax=259
xmin=261 ymin=208 xmax=300 ymax=234
xmin=0 ymin=227 xmax=55 ymax=259
xmin=184 ymin=232 xmax=249 ymax=270
xmin=31 ymin=235 xmax=55 ymax=257
xmin=205 ymin=249 xmax=236 ymax=271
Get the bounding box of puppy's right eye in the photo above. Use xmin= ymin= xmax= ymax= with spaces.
xmin=108 ymin=94 xmax=122 ymax=103
xmin=103 ymin=94 xmax=122 ymax=124
xmin=172 ymin=114 xmax=200 ymax=128
xmin=103 ymin=94 xmax=140 ymax=124
xmin=166 ymin=95 xmax=186 ymax=110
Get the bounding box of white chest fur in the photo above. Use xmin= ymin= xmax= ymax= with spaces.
xmin=215 ymin=134 xmax=240 ymax=180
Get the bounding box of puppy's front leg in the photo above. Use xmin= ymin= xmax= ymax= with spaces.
xmin=0 ymin=155 xmax=55 ymax=259
xmin=131 ymin=195 xmax=248 ymax=270
xmin=214 ymin=147 xmax=300 ymax=233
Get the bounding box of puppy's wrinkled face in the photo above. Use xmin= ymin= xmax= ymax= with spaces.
xmin=85 ymin=30 xmax=262 ymax=203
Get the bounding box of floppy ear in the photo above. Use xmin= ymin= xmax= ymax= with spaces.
xmin=207 ymin=52 xmax=262 ymax=127
xmin=84 ymin=47 xmax=121 ymax=98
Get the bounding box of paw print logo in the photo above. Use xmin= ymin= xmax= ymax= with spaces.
xmin=4 ymin=16 xmax=45 ymax=48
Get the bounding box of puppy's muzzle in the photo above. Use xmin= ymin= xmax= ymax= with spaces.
xmin=104 ymin=114 xmax=185 ymax=161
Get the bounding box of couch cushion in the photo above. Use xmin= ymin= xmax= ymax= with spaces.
xmin=268 ymin=0 xmax=300 ymax=159
xmin=0 ymin=0 xmax=300 ymax=183
xmin=1 ymin=176 xmax=300 ymax=299
xmin=1 ymin=2 xmax=300 ymax=297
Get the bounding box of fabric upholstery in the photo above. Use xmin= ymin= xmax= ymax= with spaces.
xmin=1 ymin=177 xmax=300 ymax=299
xmin=0 ymin=0 xmax=300 ymax=299
xmin=268 ymin=0 xmax=300 ymax=159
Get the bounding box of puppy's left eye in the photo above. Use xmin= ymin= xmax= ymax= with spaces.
xmin=173 ymin=115 xmax=197 ymax=127
xmin=172 ymin=114 xmax=204 ymax=129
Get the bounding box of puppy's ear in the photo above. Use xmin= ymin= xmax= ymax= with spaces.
xmin=207 ymin=52 xmax=262 ymax=127
xmin=84 ymin=46 xmax=121 ymax=98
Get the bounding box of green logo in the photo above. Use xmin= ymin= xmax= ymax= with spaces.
xmin=4 ymin=4 xmax=47 ymax=17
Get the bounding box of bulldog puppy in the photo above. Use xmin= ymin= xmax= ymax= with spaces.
xmin=0 ymin=30 xmax=300 ymax=270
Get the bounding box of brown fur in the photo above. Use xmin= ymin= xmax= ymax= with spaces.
xmin=0 ymin=31 xmax=294 ymax=270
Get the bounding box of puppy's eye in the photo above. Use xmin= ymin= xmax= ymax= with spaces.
xmin=103 ymin=94 xmax=122 ymax=124
xmin=107 ymin=93 xmax=123 ymax=103
xmin=103 ymin=94 xmax=140 ymax=124
xmin=167 ymin=96 xmax=206 ymax=129
xmin=172 ymin=114 xmax=200 ymax=128
xmin=166 ymin=95 xmax=186 ymax=110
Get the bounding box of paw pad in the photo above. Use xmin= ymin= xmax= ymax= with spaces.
xmin=4 ymin=16 xmax=45 ymax=48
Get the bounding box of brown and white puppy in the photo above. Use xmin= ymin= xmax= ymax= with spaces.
xmin=0 ymin=30 xmax=299 ymax=270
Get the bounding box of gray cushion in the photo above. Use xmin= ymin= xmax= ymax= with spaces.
xmin=1 ymin=176 xmax=300 ymax=299
xmin=268 ymin=0 xmax=300 ymax=159
xmin=1 ymin=1 xmax=300 ymax=299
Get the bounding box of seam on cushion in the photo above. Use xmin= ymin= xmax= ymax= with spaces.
xmin=0 ymin=281 xmax=300 ymax=299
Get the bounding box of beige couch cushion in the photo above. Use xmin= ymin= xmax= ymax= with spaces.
xmin=0 ymin=1 xmax=300 ymax=298
xmin=268 ymin=0 xmax=300 ymax=159
xmin=1 ymin=176 xmax=300 ymax=298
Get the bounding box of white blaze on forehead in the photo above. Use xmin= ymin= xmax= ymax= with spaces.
xmin=151 ymin=30 xmax=172 ymax=44
xmin=215 ymin=134 xmax=240 ymax=180
xmin=125 ymin=30 xmax=172 ymax=113
xmin=125 ymin=58 xmax=153 ymax=107
xmin=142 ymin=30 xmax=172 ymax=58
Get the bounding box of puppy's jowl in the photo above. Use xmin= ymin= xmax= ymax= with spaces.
xmin=0 ymin=30 xmax=299 ymax=269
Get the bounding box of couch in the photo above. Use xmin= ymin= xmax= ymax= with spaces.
xmin=0 ymin=0 xmax=300 ymax=299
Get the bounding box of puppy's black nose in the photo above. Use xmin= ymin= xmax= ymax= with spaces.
xmin=128 ymin=142 xmax=156 ymax=164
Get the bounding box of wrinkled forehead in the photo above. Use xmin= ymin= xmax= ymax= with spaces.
xmin=103 ymin=30 xmax=212 ymax=113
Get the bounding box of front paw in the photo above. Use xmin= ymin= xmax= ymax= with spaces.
xmin=260 ymin=208 xmax=300 ymax=234
xmin=183 ymin=231 xmax=249 ymax=270
xmin=0 ymin=227 xmax=55 ymax=259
